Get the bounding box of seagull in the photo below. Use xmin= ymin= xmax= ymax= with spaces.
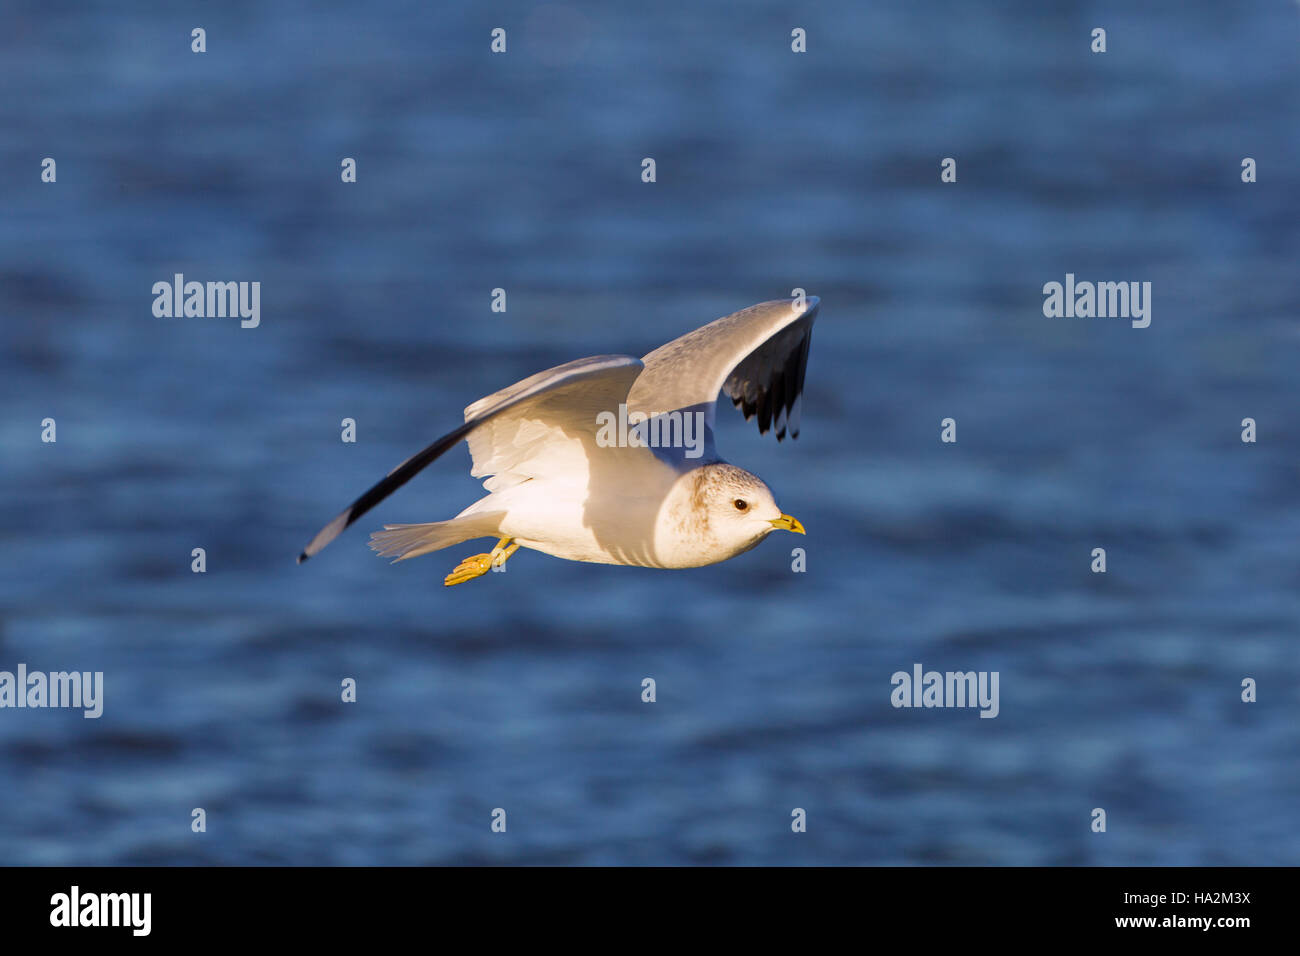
xmin=298 ymin=296 xmax=818 ymax=585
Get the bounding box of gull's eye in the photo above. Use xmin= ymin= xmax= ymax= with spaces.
xmin=734 ymin=499 xmax=748 ymax=511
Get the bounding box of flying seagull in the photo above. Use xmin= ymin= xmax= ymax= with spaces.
xmin=298 ymin=296 xmax=818 ymax=585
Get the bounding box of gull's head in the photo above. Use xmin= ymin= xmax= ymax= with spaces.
xmin=660 ymin=463 xmax=804 ymax=566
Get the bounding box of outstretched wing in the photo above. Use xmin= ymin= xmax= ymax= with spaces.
xmin=297 ymin=354 xmax=643 ymax=562
xmin=625 ymin=296 xmax=818 ymax=443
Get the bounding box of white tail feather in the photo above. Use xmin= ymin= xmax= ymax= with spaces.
xmin=368 ymin=518 xmax=496 ymax=562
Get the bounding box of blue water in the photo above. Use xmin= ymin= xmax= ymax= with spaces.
xmin=2 ymin=0 xmax=1298 ymax=864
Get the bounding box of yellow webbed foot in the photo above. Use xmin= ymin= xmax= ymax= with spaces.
xmin=443 ymin=537 xmax=519 ymax=587
xmin=444 ymin=554 xmax=493 ymax=586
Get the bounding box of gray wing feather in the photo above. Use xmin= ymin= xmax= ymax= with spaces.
xmin=626 ymin=296 xmax=818 ymax=441
xmin=298 ymin=354 xmax=642 ymax=562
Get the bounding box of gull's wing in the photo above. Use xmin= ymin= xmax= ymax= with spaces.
xmin=460 ymin=355 xmax=649 ymax=493
xmin=625 ymin=296 xmax=818 ymax=444
xmin=297 ymin=354 xmax=643 ymax=562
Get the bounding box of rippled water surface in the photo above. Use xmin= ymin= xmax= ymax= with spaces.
xmin=1 ymin=0 xmax=1298 ymax=864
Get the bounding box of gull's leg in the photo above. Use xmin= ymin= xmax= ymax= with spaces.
xmin=492 ymin=541 xmax=520 ymax=569
xmin=444 ymin=536 xmax=516 ymax=587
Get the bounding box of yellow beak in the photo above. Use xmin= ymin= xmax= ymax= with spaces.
xmin=770 ymin=513 xmax=806 ymax=535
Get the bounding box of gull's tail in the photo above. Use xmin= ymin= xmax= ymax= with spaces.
xmin=368 ymin=514 xmax=501 ymax=563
